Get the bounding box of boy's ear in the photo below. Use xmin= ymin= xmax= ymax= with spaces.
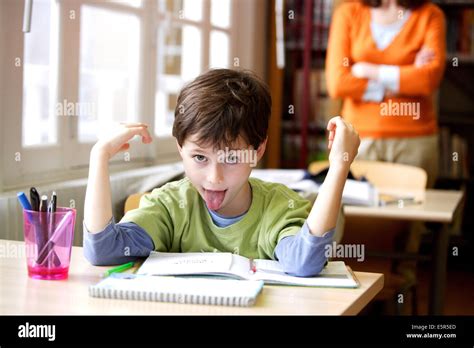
xmin=256 ymin=137 xmax=268 ymax=161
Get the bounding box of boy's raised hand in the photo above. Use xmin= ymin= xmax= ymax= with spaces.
xmin=93 ymin=122 xmax=153 ymax=160
xmin=326 ymin=116 xmax=360 ymax=170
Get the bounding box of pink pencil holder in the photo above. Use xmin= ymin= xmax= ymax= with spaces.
xmin=23 ymin=207 xmax=76 ymax=280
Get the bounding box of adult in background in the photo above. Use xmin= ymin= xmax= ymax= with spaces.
xmin=326 ymin=0 xmax=446 ymax=188
xmin=325 ymin=0 xmax=447 ymax=312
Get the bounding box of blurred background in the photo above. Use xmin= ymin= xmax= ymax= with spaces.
xmin=0 ymin=0 xmax=473 ymax=315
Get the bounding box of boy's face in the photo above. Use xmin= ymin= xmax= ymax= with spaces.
xmin=177 ymin=134 xmax=266 ymax=217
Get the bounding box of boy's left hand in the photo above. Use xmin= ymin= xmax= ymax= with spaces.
xmin=327 ymin=116 xmax=360 ymax=171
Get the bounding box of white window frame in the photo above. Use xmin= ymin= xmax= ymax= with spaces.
xmin=0 ymin=0 xmax=266 ymax=191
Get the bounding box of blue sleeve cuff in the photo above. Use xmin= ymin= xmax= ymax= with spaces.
xmin=300 ymin=221 xmax=335 ymax=244
xmin=274 ymin=221 xmax=335 ymax=277
xmin=83 ymin=218 xmax=154 ymax=266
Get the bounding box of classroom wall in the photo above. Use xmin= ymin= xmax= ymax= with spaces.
xmin=232 ymin=0 xmax=268 ymax=80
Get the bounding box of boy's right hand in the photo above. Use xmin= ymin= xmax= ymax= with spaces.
xmin=92 ymin=123 xmax=153 ymax=160
xmin=326 ymin=116 xmax=360 ymax=171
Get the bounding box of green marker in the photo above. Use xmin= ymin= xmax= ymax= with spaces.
xmin=103 ymin=262 xmax=135 ymax=277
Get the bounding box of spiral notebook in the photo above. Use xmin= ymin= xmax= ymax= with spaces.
xmin=89 ymin=273 xmax=264 ymax=307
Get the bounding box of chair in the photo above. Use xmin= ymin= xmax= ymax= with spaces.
xmin=309 ymin=160 xmax=427 ymax=315
xmin=124 ymin=192 xmax=148 ymax=214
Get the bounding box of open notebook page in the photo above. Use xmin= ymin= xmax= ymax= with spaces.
xmin=137 ymin=251 xmax=233 ymax=276
xmin=252 ymin=260 xmax=358 ymax=288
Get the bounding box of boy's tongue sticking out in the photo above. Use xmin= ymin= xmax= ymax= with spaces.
xmin=203 ymin=189 xmax=227 ymax=211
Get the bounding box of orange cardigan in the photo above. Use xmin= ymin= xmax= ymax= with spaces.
xmin=325 ymin=1 xmax=446 ymax=138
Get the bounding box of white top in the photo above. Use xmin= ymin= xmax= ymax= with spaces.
xmin=362 ymin=11 xmax=411 ymax=102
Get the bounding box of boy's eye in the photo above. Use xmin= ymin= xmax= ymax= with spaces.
xmin=226 ymin=156 xmax=238 ymax=164
xmin=193 ymin=155 xmax=207 ymax=163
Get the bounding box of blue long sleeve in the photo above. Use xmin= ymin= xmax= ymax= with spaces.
xmin=83 ymin=218 xmax=155 ymax=266
xmin=274 ymin=222 xmax=335 ymax=277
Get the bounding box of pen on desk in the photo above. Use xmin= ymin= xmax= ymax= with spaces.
xmin=36 ymin=210 xmax=73 ymax=265
xmin=40 ymin=195 xmax=48 ymax=213
xmin=103 ymin=262 xmax=135 ymax=278
xmin=39 ymin=195 xmax=49 ymax=265
xmin=48 ymin=192 xmax=57 ymax=232
xmin=17 ymin=192 xmax=32 ymax=211
xmin=30 ymin=188 xmax=48 ymax=263
xmin=18 ymin=191 xmax=61 ymax=266
xmin=29 ymin=187 xmax=40 ymax=211
xmin=39 ymin=194 xmax=59 ymax=266
xmin=17 ymin=192 xmax=34 ymax=226
xmin=379 ymin=198 xmax=418 ymax=207
xmin=40 ymin=195 xmax=48 ymax=241
xmin=46 ymin=192 xmax=61 ymax=267
xmin=249 ymin=258 xmax=256 ymax=273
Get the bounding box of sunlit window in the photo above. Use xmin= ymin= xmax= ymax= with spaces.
xmin=154 ymin=0 xmax=232 ymax=136
xmin=109 ymin=0 xmax=142 ymax=7
xmin=211 ymin=0 xmax=231 ymax=28
xmin=158 ymin=0 xmax=203 ymax=21
xmin=19 ymin=0 xmax=234 ymax=163
xmin=22 ymin=0 xmax=58 ymax=146
xmin=210 ymin=30 xmax=229 ymax=69
xmin=155 ymin=23 xmax=201 ymax=136
xmin=78 ymin=6 xmax=140 ymax=143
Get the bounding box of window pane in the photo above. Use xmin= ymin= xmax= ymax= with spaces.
xmin=211 ymin=0 xmax=231 ymax=28
xmin=183 ymin=0 xmax=203 ymax=21
xmin=157 ymin=0 xmax=203 ymax=22
xmin=22 ymin=0 xmax=57 ymax=146
xmin=79 ymin=6 xmax=140 ymax=143
xmin=155 ymin=24 xmax=201 ymax=136
xmin=210 ymin=30 xmax=229 ymax=68
xmin=109 ymin=0 xmax=142 ymax=7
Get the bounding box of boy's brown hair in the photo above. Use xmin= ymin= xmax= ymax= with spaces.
xmin=172 ymin=69 xmax=271 ymax=150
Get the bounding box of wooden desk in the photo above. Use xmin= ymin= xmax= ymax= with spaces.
xmin=344 ymin=189 xmax=464 ymax=315
xmin=343 ymin=189 xmax=462 ymax=223
xmin=0 ymin=240 xmax=383 ymax=315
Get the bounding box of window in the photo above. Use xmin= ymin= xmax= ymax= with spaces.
xmin=78 ymin=6 xmax=140 ymax=142
xmin=211 ymin=0 xmax=231 ymax=28
xmin=155 ymin=20 xmax=202 ymax=136
xmin=1 ymin=0 xmax=266 ymax=189
xmin=154 ymin=0 xmax=232 ymax=135
xmin=22 ymin=0 xmax=59 ymax=146
xmin=210 ymin=0 xmax=231 ymax=69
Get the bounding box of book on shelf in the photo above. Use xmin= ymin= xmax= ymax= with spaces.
xmin=137 ymin=251 xmax=360 ymax=288
xmin=284 ymin=0 xmax=333 ymax=51
xmin=443 ymin=6 xmax=474 ymax=56
xmin=293 ymin=69 xmax=342 ymax=126
xmin=439 ymin=126 xmax=470 ymax=179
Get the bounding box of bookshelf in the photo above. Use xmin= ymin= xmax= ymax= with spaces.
xmin=435 ymin=0 xmax=474 ymax=269
xmin=264 ymin=0 xmax=473 ymax=268
xmin=266 ymin=0 xmax=343 ymax=169
xmin=278 ymin=0 xmax=339 ymax=169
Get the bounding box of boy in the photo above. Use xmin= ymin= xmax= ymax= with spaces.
xmin=83 ymin=69 xmax=360 ymax=276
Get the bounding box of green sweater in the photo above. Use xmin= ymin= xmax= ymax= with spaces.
xmin=120 ymin=177 xmax=311 ymax=260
